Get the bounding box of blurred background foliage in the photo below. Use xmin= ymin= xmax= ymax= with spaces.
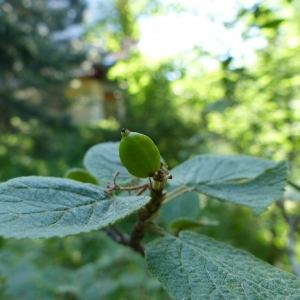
xmin=1 ymin=0 xmax=300 ymax=298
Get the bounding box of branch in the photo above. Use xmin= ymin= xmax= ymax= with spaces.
xmin=104 ymin=171 xmax=149 ymax=194
xmin=287 ymin=180 xmax=300 ymax=192
xmin=287 ymin=216 xmax=300 ymax=277
xmin=129 ymin=166 xmax=171 ymax=255
xmin=103 ymin=166 xmax=172 ymax=256
xmin=103 ymin=226 xmax=145 ymax=255
xmin=277 ymin=200 xmax=300 ymax=277
xmin=147 ymin=222 xmax=171 ymax=237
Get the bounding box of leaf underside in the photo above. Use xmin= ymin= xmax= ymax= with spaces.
xmin=0 ymin=176 xmax=151 ymax=239
xmin=170 ymin=155 xmax=287 ymax=215
xmin=146 ymin=231 xmax=300 ymax=300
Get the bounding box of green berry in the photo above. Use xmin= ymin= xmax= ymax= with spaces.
xmin=119 ymin=128 xmax=161 ymax=178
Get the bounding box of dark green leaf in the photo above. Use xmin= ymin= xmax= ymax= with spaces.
xmin=146 ymin=231 xmax=300 ymax=300
xmin=260 ymin=19 xmax=284 ymax=28
xmin=0 ymin=176 xmax=151 ymax=238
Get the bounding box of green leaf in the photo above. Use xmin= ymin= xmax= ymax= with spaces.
xmin=84 ymin=142 xmax=133 ymax=186
xmin=64 ymin=168 xmax=98 ymax=185
xmin=260 ymin=19 xmax=284 ymax=29
xmin=158 ymin=188 xmax=200 ymax=225
xmin=146 ymin=231 xmax=300 ymax=300
xmin=169 ymin=218 xmax=219 ymax=231
xmin=169 ymin=155 xmax=287 ymax=215
xmin=0 ymin=176 xmax=150 ymax=238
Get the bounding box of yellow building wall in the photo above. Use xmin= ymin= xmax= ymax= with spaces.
xmin=65 ymin=78 xmax=104 ymax=125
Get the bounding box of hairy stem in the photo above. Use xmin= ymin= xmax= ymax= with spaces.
xmin=104 ymin=167 xmax=172 ymax=256
xmin=129 ymin=179 xmax=165 ymax=256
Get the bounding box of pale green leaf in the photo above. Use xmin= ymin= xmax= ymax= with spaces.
xmin=84 ymin=142 xmax=133 ymax=186
xmin=0 ymin=176 xmax=150 ymax=238
xmin=169 ymin=155 xmax=287 ymax=215
xmin=146 ymin=231 xmax=300 ymax=300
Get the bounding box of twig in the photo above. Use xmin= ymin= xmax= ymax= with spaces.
xmin=128 ymin=186 xmax=165 ymax=256
xmin=288 ymin=180 xmax=300 ymax=192
xmin=103 ymin=226 xmax=129 ymax=245
xmin=129 ymin=165 xmax=171 ymax=255
xmin=162 ymin=185 xmax=195 ymax=206
xmin=287 ymin=216 xmax=300 ymax=277
xmin=103 ymin=226 xmax=145 ymax=255
xmin=147 ymin=222 xmax=170 ymax=237
xmin=104 ymin=171 xmax=149 ymax=194
xmin=136 ymin=186 xmax=148 ymax=196
xmin=277 ymin=200 xmax=300 ymax=277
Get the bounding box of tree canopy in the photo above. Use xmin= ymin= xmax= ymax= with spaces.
xmin=1 ymin=0 xmax=300 ymax=298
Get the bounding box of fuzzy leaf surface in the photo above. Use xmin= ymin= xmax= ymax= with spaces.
xmin=0 ymin=176 xmax=150 ymax=238
xmin=84 ymin=142 xmax=133 ymax=186
xmin=170 ymin=155 xmax=287 ymax=214
xmin=146 ymin=231 xmax=300 ymax=300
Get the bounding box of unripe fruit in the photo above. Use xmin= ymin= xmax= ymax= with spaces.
xmin=119 ymin=128 xmax=161 ymax=178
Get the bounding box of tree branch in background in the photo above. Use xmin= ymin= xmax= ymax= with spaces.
xmin=287 ymin=180 xmax=300 ymax=192
xmin=287 ymin=216 xmax=300 ymax=278
xmin=277 ymin=200 xmax=300 ymax=277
